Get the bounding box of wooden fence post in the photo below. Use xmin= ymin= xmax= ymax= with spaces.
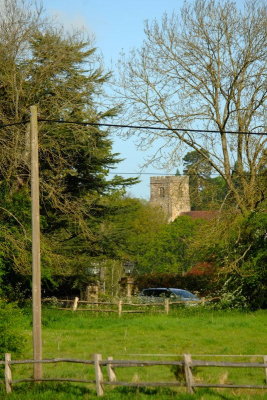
xmin=5 ymin=353 xmax=12 ymax=393
xmin=184 ymin=353 xmax=194 ymax=394
xmin=73 ymin=297 xmax=79 ymax=311
xmin=107 ymin=356 xmax=117 ymax=383
xmin=164 ymin=298 xmax=170 ymax=314
xmin=118 ymin=300 xmax=122 ymax=317
xmin=94 ymin=353 xmax=104 ymax=396
xmin=264 ymin=355 xmax=267 ymax=383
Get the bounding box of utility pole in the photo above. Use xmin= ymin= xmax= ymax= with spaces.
xmin=30 ymin=105 xmax=42 ymax=380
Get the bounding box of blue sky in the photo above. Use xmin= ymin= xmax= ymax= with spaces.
xmin=42 ymin=0 xmax=182 ymax=199
xmin=44 ymin=0 xmax=179 ymax=62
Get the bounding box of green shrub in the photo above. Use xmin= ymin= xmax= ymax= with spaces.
xmin=0 ymin=300 xmax=27 ymax=359
xmin=208 ymin=276 xmax=249 ymax=310
xmin=134 ymin=272 xmax=218 ymax=297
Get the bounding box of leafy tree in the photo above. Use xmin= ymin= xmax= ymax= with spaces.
xmin=0 ymin=301 xmax=27 ymax=359
xmin=100 ymin=196 xmax=167 ymax=261
xmin=134 ymin=216 xmax=204 ymax=274
xmin=68 ymin=196 xmax=167 ymax=295
xmin=187 ymin=210 xmax=267 ymax=308
xmin=216 ymin=212 xmax=267 ymax=309
xmin=0 ymin=0 xmax=137 ymax=296
xmin=183 ymin=150 xmax=212 ymax=179
xmin=183 ymin=150 xmax=228 ymax=209
xmin=116 ymin=0 xmax=267 ymax=215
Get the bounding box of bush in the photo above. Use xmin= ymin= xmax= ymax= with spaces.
xmin=134 ymin=272 xmax=218 ymax=297
xmin=215 ymin=274 xmax=266 ymax=310
xmin=215 ymin=279 xmax=249 ymax=310
xmin=0 ymin=300 xmax=27 ymax=359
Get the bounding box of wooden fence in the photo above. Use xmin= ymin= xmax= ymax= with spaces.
xmin=1 ymin=353 xmax=267 ymax=396
xmin=44 ymin=297 xmax=209 ymax=315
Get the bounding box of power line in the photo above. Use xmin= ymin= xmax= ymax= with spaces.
xmin=39 ymin=119 xmax=267 ymax=136
xmin=0 ymin=117 xmax=266 ymax=136
xmin=0 ymin=116 xmax=265 ymax=177
xmin=0 ymin=120 xmax=29 ymax=129
xmin=109 ymin=172 xmax=218 ymax=176
xmin=108 ymin=172 xmax=267 ymax=177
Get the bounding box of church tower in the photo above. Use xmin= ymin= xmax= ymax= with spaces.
xmin=150 ymin=176 xmax=191 ymax=222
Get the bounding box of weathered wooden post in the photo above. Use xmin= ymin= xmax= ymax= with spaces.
xmin=73 ymin=297 xmax=79 ymax=311
xmin=118 ymin=300 xmax=122 ymax=317
xmin=94 ymin=353 xmax=104 ymax=396
xmin=4 ymin=353 xmax=12 ymax=393
xmin=107 ymin=356 xmax=117 ymax=383
xmin=183 ymin=353 xmax=194 ymax=393
xmin=264 ymin=355 xmax=267 ymax=383
xmin=31 ymin=105 xmax=42 ymax=380
xmin=164 ymin=298 xmax=170 ymax=314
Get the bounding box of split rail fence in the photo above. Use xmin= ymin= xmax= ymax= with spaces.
xmin=44 ymin=297 xmax=211 ymax=315
xmin=1 ymin=353 xmax=267 ymax=396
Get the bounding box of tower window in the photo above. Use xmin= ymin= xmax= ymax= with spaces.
xmin=159 ymin=187 xmax=165 ymax=197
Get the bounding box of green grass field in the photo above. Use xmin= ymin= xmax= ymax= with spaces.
xmin=1 ymin=308 xmax=267 ymax=399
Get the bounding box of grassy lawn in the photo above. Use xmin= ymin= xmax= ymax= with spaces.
xmin=0 ymin=308 xmax=267 ymax=399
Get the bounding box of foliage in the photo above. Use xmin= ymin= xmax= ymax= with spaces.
xmin=213 ymin=276 xmax=249 ymax=310
xmin=0 ymin=301 xmax=26 ymax=359
xmin=183 ymin=150 xmax=212 ymax=179
xmin=187 ymin=211 xmax=267 ymax=309
xmin=185 ymin=262 xmax=216 ymax=277
xmin=222 ymin=212 xmax=267 ymax=309
xmin=0 ymin=0 xmax=137 ymax=297
xmin=132 ymin=209 xmax=267 ymax=309
xmin=100 ymin=197 xmax=167 ymax=262
xmin=116 ymin=0 xmax=267 ymax=214
xmin=183 ymin=150 xmax=228 ymax=210
xmin=134 ymin=271 xmax=217 ymax=297
xmin=133 ymin=216 xmax=204 ymax=274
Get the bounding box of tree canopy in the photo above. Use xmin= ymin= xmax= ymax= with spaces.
xmin=116 ymin=0 xmax=267 ymax=215
xmin=182 ymin=150 xmax=228 ymax=210
xmin=134 ymin=215 xmax=204 ymax=274
xmin=0 ymin=0 xmax=137 ymax=296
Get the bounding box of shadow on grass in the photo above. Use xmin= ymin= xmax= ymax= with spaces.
xmin=0 ymin=383 xmax=265 ymax=399
xmin=0 ymin=382 xmax=92 ymax=400
xmin=114 ymin=386 xmax=240 ymax=399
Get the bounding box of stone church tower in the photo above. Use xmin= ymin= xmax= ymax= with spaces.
xmin=150 ymin=176 xmax=191 ymax=222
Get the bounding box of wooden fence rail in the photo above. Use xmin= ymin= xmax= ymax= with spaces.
xmin=45 ymin=297 xmax=210 ymax=315
xmin=1 ymin=353 xmax=267 ymax=396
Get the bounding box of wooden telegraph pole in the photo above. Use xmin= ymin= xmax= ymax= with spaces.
xmin=30 ymin=105 xmax=42 ymax=380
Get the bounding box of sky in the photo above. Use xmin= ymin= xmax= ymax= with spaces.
xmin=42 ymin=0 xmax=182 ymax=199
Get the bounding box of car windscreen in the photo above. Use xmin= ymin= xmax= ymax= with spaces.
xmin=143 ymin=289 xmax=166 ymax=297
xmin=170 ymin=289 xmax=197 ymax=299
xmin=141 ymin=289 xmax=169 ymax=297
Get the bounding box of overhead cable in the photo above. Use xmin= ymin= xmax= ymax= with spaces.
xmin=0 ymin=118 xmax=266 ymax=136
xmin=108 ymin=172 xmax=267 ymax=177
xmin=0 ymin=120 xmax=29 ymax=128
xmin=39 ymin=119 xmax=267 ymax=136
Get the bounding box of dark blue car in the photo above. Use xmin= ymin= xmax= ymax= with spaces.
xmin=140 ymin=287 xmax=200 ymax=304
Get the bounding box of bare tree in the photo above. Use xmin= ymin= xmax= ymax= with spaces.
xmin=116 ymin=0 xmax=267 ymax=214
